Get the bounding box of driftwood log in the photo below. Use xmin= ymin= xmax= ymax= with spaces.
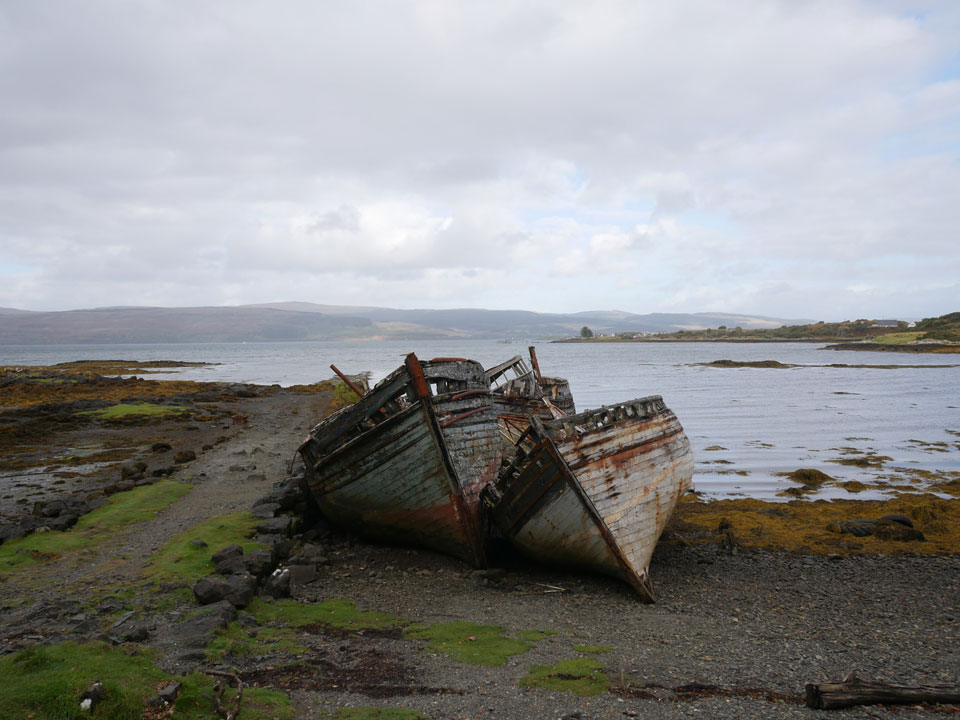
xmin=806 ymin=672 xmax=960 ymax=709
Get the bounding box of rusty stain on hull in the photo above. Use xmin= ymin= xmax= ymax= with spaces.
xmin=483 ymin=396 xmax=694 ymax=602
xmin=299 ymin=353 xmax=500 ymax=567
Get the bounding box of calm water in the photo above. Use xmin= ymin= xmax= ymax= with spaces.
xmin=3 ymin=340 xmax=959 ymax=500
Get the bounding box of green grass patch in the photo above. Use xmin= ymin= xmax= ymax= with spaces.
xmin=404 ymin=621 xmax=534 ymax=666
xmin=251 ymin=597 xmax=401 ymax=631
xmin=872 ymin=332 xmax=924 ymax=345
xmin=0 ymin=481 xmax=191 ymax=574
xmin=144 ymin=511 xmax=264 ymax=585
xmin=79 ymin=403 xmax=192 ymax=420
xmin=0 ymin=641 xmax=295 ymax=720
xmin=517 ymin=629 xmax=559 ymax=642
xmin=206 ymin=622 xmax=309 ymax=663
xmin=321 ymin=708 xmax=432 ymax=720
xmin=573 ymin=644 xmax=611 ymax=654
xmin=519 ymin=657 xmax=609 ymax=696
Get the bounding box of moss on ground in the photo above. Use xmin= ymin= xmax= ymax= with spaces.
xmin=0 ymin=641 xmax=293 ymax=720
xmin=519 ymin=658 xmax=609 ymax=696
xmin=404 ymin=621 xmax=535 ymax=666
xmin=251 ymin=597 xmax=401 ymax=631
xmin=79 ymin=402 xmax=192 ymax=420
xmin=671 ymin=494 xmax=960 ymax=554
xmin=206 ymin=622 xmax=309 ymax=663
xmin=0 ymin=481 xmax=191 ymax=574
xmin=144 ymin=511 xmax=264 ymax=585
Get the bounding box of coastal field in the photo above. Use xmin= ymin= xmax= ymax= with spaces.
xmin=0 ymin=362 xmax=958 ymax=719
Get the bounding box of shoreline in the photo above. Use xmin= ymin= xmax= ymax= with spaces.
xmin=1 ymin=363 xmax=958 ymax=718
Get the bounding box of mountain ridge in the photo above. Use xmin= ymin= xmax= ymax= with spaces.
xmin=0 ymin=302 xmax=811 ymax=345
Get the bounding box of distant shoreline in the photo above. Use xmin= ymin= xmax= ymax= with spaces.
xmin=554 ymin=337 xmax=960 ymax=352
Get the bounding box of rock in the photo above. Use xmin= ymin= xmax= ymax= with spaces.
xmin=151 ymin=442 xmax=172 ymax=452
xmin=255 ymin=479 xmax=305 ymax=511
xmin=251 ymin=503 xmax=280 ymax=519
xmin=214 ymin=555 xmax=246 ymax=576
xmin=193 ymin=574 xmax=257 ymax=608
xmin=41 ymin=500 xmax=66 ymax=518
xmin=120 ymin=465 xmax=143 ymax=480
xmin=165 ymin=600 xmax=236 ymax=664
xmin=290 ymin=543 xmax=329 ymax=566
xmin=261 ymin=568 xmax=291 ymax=598
xmin=151 ymin=467 xmax=174 ymax=477
xmin=288 ymin=564 xmax=317 ymax=586
xmin=173 ymin=450 xmax=196 ymax=464
xmin=80 ymin=681 xmax=106 ymax=712
xmin=837 ymin=519 xmax=877 ymax=537
xmin=257 ymin=534 xmax=291 ymax=560
xmin=243 ymin=550 xmax=275 ymax=579
xmin=158 ymin=681 xmax=181 ymax=704
xmin=880 ymin=513 xmax=914 ymax=528
xmin=193 ymin=577 xmax=232 ymax=605
xmin=109 ymin=616 xmax=155 ymax=643
xmin=211 ymin=545 xmax=243 ymax=564
xmin=0 ymin=523 xmax=27 ymax=544
xmin=46 ymin=514 xmax=78 ymax=532
xmin=256 ymin=516 xmax=293 ymax=537
xmin=189 ymin=539 xmax=208 ymax=549
xmin=874 ymin=520 xmax=925 ymax=542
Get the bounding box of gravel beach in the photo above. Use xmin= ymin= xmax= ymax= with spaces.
xmin=1 ymin=366 xmax=958 ymax=719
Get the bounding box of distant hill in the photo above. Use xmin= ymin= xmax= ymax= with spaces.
xmin=0 ymin=302 xmax=807 ymax=345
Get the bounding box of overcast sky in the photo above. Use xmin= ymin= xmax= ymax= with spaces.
xmin=2 ymin=1 xmax=958 ymax=320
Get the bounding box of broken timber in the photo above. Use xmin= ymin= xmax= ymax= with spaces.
xmin=805 ymin=674 xmax=960 ymax=709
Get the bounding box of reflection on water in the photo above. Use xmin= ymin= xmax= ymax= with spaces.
xmin=3 ymin=340 xmax=958 ymax=500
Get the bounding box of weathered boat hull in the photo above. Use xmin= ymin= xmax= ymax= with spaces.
xmin=299 ymin=355 xmax=500 ymax=567
xmin=483 ymin=396 xmax=693 ymax=601
xmin=486 ymin=351 xmax=575 ymax=456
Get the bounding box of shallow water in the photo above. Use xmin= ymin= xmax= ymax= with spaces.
xmin=3 ymin=340 xmax=958 ymax=500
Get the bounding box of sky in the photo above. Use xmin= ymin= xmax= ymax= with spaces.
xmin=1 ymin=1 xmax=959 ymax=321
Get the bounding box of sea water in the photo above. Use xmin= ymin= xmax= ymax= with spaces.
xmin=3 ymin=340 xmax=958 ymax=500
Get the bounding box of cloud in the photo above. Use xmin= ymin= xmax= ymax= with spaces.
xmin=1 ymin=1 xmax=958 ymax=319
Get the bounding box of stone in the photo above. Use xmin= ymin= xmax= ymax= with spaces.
xmin=880 ymin=513 xmax=914 ymax=528
xmin=243 ymin=550 xmax=275 ymax=579
xmin=151 ymin=467 xmax=174 ymax=477
xmin=257 ymin=534 xmax=291 ymax=560
xmin=214 ymin=555 xmax=246 ymax=576
xmin=41 ymin=500 xmax=66 ymax=518
xmin=151 ymin=442 xmax=172 ymax=452
xmin=120 ymin=465 xmax=143 ymax=480
xmin=288 ymin=564 xmax=317 ymax=585
xmin=290 ymin=543 xmax=328 ymax=566
xmin=0 ymin=523 xmax=27 ymax=544
xmin=158 ymin=681 xmax=181 ymax=704
xmin=261 ymin=568 xmax=291 ymax=599
xmin=109 ymin=616 xmax=155 ymax=643
xmin=192 ymin=574 xmax=257 ymax=609
xmin=256 ymin=516 xmax=293 ymax=537
xmin=874 ymin=520 xmax=925 ymax=542
xmin=255 ymin=479 xmax=305 ymax=511
xmin=46 ymin=514 xmax=78 ymax=532
xmin=189 ymin=539 xmax=208 ymax=549
xmin=837 ymin=519 xmax=876 ymax=537
xmin=251 ymin=503 xmax=280 ymax=519
xmin=193 ymin=577 xmax=232 ymax=605
xmin=167 ymin=600 xmax=236 ymax=652
xmin=173 ymin=450 xmax=196 ymax=464
xmin=211 ymin=545 xmax=243 ymax=564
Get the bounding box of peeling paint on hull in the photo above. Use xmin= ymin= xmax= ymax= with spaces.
xmin=299 ymin=355 xmax=501 ymax=567
xmin=483 ymin=396 xmax=694 ymax=602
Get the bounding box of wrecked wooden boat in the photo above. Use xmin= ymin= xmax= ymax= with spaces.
xmin=485 ymin=347 xmax=575 ymax=452
xmin=481 ymin=396 xmax=693 ymax=602
xmin=298 ymin=354 xmax=501 ymax=567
